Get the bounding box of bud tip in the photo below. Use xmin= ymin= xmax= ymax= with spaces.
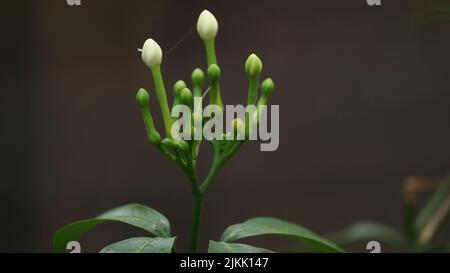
xmin=197 ymin=10 xmax=219 ymax=40
xmin=136 ymin=88 xmax=150 ymax=107
xmin=141 ymin=38 xmax=163 ymax=68
xmin=245 ymin=53 xmax=263 ymax=77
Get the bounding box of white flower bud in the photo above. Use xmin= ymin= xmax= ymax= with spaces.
xmin=141 ymin=39 xmax=163 ymax=68
xmin=197 ymin=10 xmax=219 ymax=40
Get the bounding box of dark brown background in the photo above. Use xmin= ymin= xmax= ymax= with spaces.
xmin=1 ymin=0 xmax=450 ymax=252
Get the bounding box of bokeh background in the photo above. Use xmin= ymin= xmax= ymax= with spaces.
xmin=1 ymin=0 xmax=450 ymax=252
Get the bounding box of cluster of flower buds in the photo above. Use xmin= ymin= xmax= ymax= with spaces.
xmin=136 ymin=10 xmax=275 ymax=171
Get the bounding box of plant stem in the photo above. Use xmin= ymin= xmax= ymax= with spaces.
xmin=204 ymin=39 xmax=217 ymax=66
xmin=188 ymin=141 xmax=243 ymax=252
xmin=188 ymin=145 xmax=222 ymax=252
xmin=199 ymin=145 xmax=224 ymax=194
xmin=189 ymin=193 xmax=203 ymax=252
xmin=150 ymin=66 xmax=173 ymax=136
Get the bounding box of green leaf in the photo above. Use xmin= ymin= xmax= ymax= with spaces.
xmin=100 ymin=237 xmax=176 ymax=253
xmin=329 ymin=222 xmax=407 ymax=249
xmin=53 ymin=203 xmax=171 ymax=252
xmin=220 ymin=217 xmax=345 ymax=253
xmin=208 ymin=241 xmax=274 ymax=253
xmin=414 ymin=177 xmax=450 ymax=244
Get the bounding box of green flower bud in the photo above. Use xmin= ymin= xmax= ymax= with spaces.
xmin=261 ymin=78 xmax=275 ymax=97
xmin=173 ymin=80 xmax=186 ymax=97
xmin=245 ymin=53 xmax=263 ymax=77
xmin=245 ymin=54 xmax=263 ymax=106
xmin=192 ymin=68 xmax=205 ymax=86
xmin=257 ymin=78 xmax=275 ymax=108
xmin=172 ymin=80 xmax=186 ymax=107
xmin=192 ymin=68 xmax=205 ymax=98
xmin=207 ymin=64 xmax=221 ymax=82
xmin=136 ymin=88 xmax=150 ymax=107
xmin=207 ymin=64 xmax=223 ymax=108
xmin=180 ymin=87 xmax=193 ymax=107
xmin=136 ymin=88 xmax=161 ymax=146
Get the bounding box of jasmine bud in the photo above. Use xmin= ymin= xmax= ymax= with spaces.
xmin=173 ymin=80 xmax=186 ymax=106
xmin=245 ymin=54 xmax=263 ymax=106
xmin=174 ymin=80 xmax=186 ymax=96
xmin=136 ymin=88 xmax=161 ymax=146
xmin=180 ymin=87 xmax=193 ymax=108
xmin=257 ymin=78 xmax=275 ymax=123
xmin=136 ymin=87 xmax=150 ymax=107
xmin=141 ymin=39 xmax=172 ymax=136
xmin=197 ymin=10 xmax=219 ymax=66
xmin=207 ymin=64 xmax=223 ymax=108
xmin=192 ymin=68 xmax=205 ymax=98
xmin=257 ymin=78 xmax=275 ymax=107
xmin=197 ymin=10 xmax=219 ymax=41
xmin=261 ymin=78 xmax=275 ymax=97
xmin=192 ymin=68 xmax=205 ymax=85
xmin=141 ymin=39 xmax=163 ymax=68
xmin=245 ymin=53 xmax=263 ymax=78
xmin=208 ymin=64 xmax=221 ymax=82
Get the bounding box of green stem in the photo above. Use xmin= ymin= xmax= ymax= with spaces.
xmin=188 ymin=141 xmax=243 ymax=252
xmin=199 ymin=144 xmax=226 ymax=194
xmin=188 ymin=144 xmax=222 ymax=253
xmin=247 ymin=77 xmax=258 ymax=106
xmin=189 ymin=194 xmax=203 ymax=252
xmin=204 ymin=39 xmax=217 ymax=66
xmin=185 ymin=163 xmax=203 ymax=253
xmin=150 ymin=66 xmax=173 ymax=136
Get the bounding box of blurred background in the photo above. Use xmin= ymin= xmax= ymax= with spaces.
xmin=1 ymin=0 xmax=450 ymax=252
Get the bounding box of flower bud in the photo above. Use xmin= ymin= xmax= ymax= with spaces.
xmin=197 ymin=10 xmax=219 ymax=41
xmin=141 ymin=39 xmax=163 ymax=68
xmin=180 ymin=87 xmax=193 ymax=106
xmin=136 ymin=88 xmax=150 ymax=107
xmin=173 ymin=80 xmax=186 ymax=96
xmin=207 ymin=64 xmax=223 ymax=108
xmin=192 ymin=68 xmax=205 ymax=98
xmin=245 ymin=54 xmax=262 ymax=106
xmin=207 ymin=64 xmax=221 ymax=82
xmin=192 ymin=68 xmax=205 ymax=86
xmin=245 ymin=53 xmax=263 ymax=77
xmin=173 ymin=80 xmax=186 ymax=106
xmin=261 ymin=78 xmax=275 ymax=97
xmin=136 ymin=88 xmax=161 ymax=146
